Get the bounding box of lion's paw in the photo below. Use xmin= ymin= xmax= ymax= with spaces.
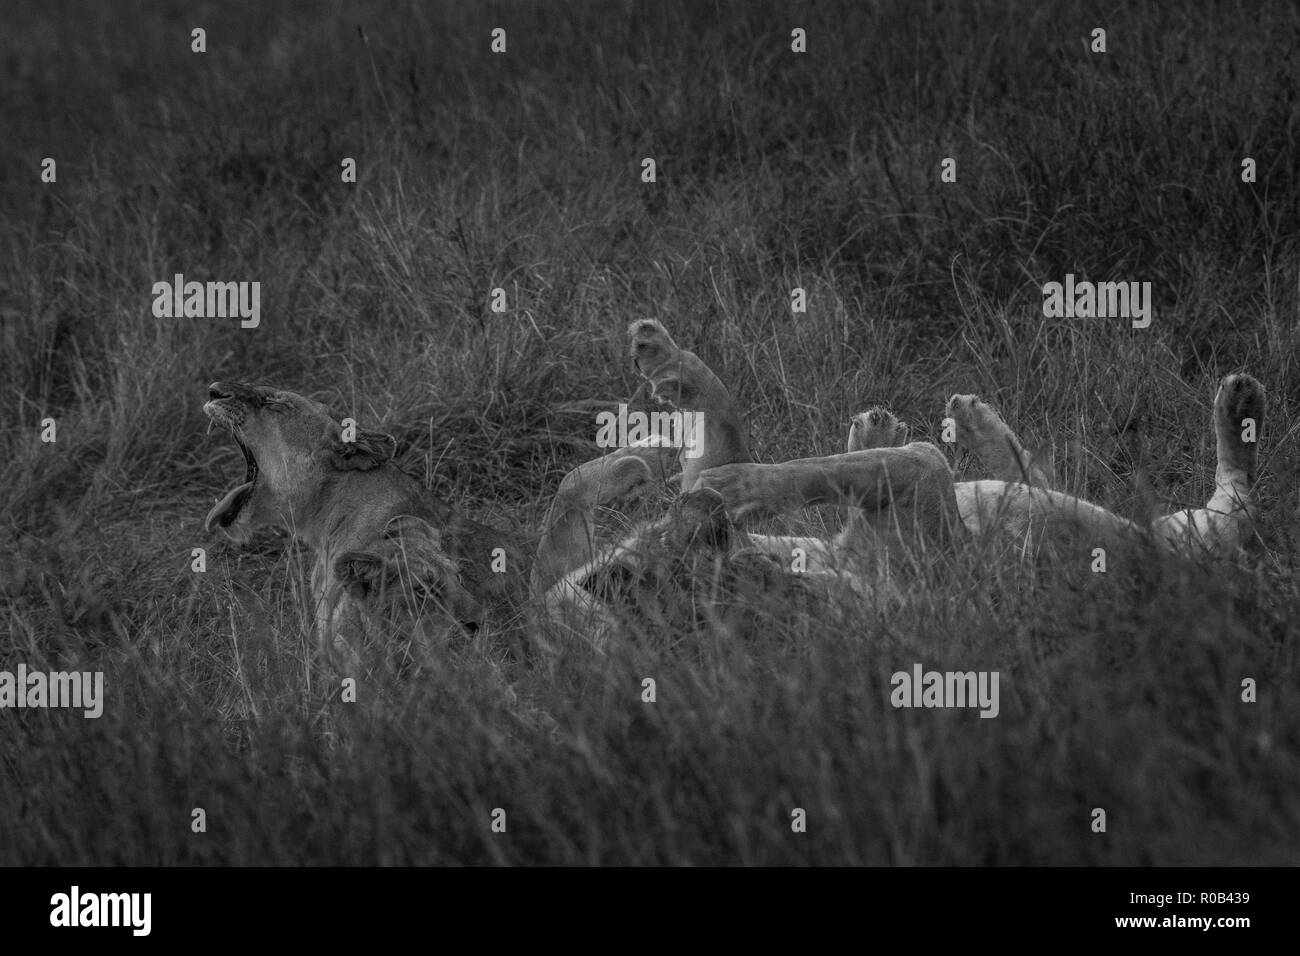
xmin=848 ymin=407 xmax=908 ymax=452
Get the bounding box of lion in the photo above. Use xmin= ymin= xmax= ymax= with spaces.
xmin=944 ymin=377 xmax=1261 ymax=556
xmin=204 ymin=326 xmax=1263 ymax=657
xmin=535 ymin=320 xmax=1265 ymax=643
xmin=202 ymin=382 xmax=524 ymax=664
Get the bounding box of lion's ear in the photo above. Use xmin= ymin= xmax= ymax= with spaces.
xmin=327 ymin=427 xmax=397 ymax=471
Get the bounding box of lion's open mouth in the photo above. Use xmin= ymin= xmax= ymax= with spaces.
xmin=203 ymin=394 xmax=260 ymax=533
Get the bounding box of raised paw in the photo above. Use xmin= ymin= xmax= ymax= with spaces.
xmin=1215 ymin=373 xmax=1264 ymax=482
xmin=847 ymin=407 xmax=908 ymax=452
xmin=944 ymin=393 xmax=1049 ymax=487
xmin=627 ymin=319 xmax=752 ymax=484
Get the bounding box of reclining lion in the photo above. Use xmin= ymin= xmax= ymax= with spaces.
xmin=537 ymin=320 xmax=1265 ymax=643
xmin=202 ymin=382 xmax=524 ymax=664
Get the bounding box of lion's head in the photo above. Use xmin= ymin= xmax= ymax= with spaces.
xmin=202 ymin=381 xmax=397 ymax=541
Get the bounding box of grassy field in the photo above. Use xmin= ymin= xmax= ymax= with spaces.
xmin=1 ymin=0 xmax=1298 ymax=864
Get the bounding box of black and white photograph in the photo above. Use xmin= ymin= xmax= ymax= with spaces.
xmin=0 ymin=0 xmax=1294 ymax=929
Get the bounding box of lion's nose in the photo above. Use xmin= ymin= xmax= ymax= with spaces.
xmin=208 ymin=383 xmax=233 ymax=401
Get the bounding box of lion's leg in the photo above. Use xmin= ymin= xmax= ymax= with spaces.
xmin=695 ymin=442 xmax=960 ymax=547
xmin=628 ymin=320 xmax=753 ymax=490
xmin=724 ymin=412 xmax=911 ymax=573
xmin=536 ymin=320 xmax=750 ymax=621
xmin=542 ymin=550 xmax=626 ymax=653
xmin=532 ymin=442 xmax=678 ymax=596
xmin=952 ymin=479 xmax=1143 ymax=556
xmin=837 ymin=406 xmax=912 ymax=556
xmin=327 ymin=604 xmax=364 ymax=672
xmin=1152 ymin=373 xmax=1264 ymax=556
xmin=946 ymin=393 xmax=1053 ymax=488
xmin=311 ymin=561 xmax=363 ymax=672
xmin=310 ymin=559 xmax=336 ymax=652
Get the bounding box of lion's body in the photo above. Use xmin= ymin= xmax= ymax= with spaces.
xmin=536 ymin=322 xmax=1264 ymax=643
